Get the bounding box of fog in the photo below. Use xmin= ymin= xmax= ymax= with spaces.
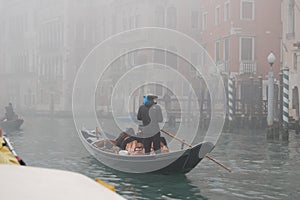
xmin=0 ymin=0 xmax=211 ymax=116
xmin=0 ymin=0 xmax=286 ymax=130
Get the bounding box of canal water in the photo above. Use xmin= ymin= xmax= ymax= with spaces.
xmin=6 ymin=115 xmax=300 ymax=200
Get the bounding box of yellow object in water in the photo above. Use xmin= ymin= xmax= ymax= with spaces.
xmin=95 ymin=178 xmax=115 ymax=191
xmin=0 ymin=137 xmax=20 ymax=165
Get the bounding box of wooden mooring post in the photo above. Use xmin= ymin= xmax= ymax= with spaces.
xmin=199 ymin=70 xmax=292 ymax=136
xmin=222 ymin=74 xmax=268 ymax=131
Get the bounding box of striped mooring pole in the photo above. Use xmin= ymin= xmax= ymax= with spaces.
xmin=283 ymin=67 xmax=289 ymax=128
xmin=228 ymin=76 xmax=234 ymax=122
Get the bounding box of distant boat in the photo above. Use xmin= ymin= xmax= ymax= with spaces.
xmin=80 ymin=129 xmax=214 ymax=174
xmin=0 ymin=118 xmax=24 ymax=132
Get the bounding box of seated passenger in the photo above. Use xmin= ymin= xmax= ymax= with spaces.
xmin=115 ymin=129 xmax=145 ymax=155
xmin=160 ymin=137 xmax=169 ymax=153
xmin=125 ymin=140 xmax=145 ymax=155
xmin=96 ymin=128 xmax=169 ymax=155
xmin=150 ymin=137 xmax=169 ymax=154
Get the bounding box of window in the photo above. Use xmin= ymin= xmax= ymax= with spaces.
xmin=156 ymin=84 xmax=163 ymax=96
xmin=191 ymin=52 xmax=200 ymax=66
xmin=201 ymin=45 xmax=207 ymax=67
xmin=135 ymin=15 xmax=141 ymax=28
xmin=240 ymin=37 xmax=254 ymax=61
xmin=202 ymin=12 xmax=207 ymax=30
xmin=215 ymin=40 xmax=221 ymax=63
xmin=129 ymin=16 xmax=134 ymax=29
xmin=102 ymin=18 xmax=106 ymax=38
xmin=241 ymin=0 xmax=254 ymax=20
xmin=166 ymin=47 xmax=178 ymax=69
xmin=292 ymin=87 xmax=299 ymax=110
xmin=182 ymin=82 xmax=190 ymax=96
xmin=111 ymin=15 xmax=116 ymax=33
xmin=167 ymin=7 xmax=177 ymax=29
xmin=287 ymin=0 xmax=295 ymax=38
xmin=122 ymin=17 xmax=127 ymax=30
xmin=155 ymin=6 xmax=165 ymax=27
xmin=293 ymin=53 xmax=298 ymax=71
xmin=191 ymin=11 xmax=199 ymax=29
xmin=224 ymin=1 xmax=230 ymax=21
xmin=224 ymin=38 xmax=230 ymax=62
xmin=215 ymin=6 xmax=220 ymax=25
xmin=190 ymin=52 xmax=199 ymax=74
xmin=224 ymin=38 xmax=230 ymax=71
xmin=153 ymin=49 xmax=166 ymax=65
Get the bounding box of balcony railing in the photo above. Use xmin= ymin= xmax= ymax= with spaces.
xmin=239 ymin=61 xmax=257 ymax=74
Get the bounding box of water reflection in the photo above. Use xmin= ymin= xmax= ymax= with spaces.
xmin=75 ymin=156 xmax=206 ymax=200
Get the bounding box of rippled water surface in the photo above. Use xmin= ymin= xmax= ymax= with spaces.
xmin=6 ymin=116 xmax=300 ymax=199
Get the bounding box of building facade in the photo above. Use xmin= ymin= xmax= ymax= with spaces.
xmin=282 ymin=0 xmax=300 ymax=120
xmin=0 ymin=0 xmax=286 ymax=114
xmin=0 ymin=0 xmax=38 ymax=111
xmin=0 ymin=0 xmax=108 ymax=113
xmin=95 ymin=0 xmax=207 ymax=114
xmin=198 ymin=0 xmax=282 ymax=78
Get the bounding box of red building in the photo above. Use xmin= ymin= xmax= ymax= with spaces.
xmin=198 ymin=0 xmax=282 ymax=78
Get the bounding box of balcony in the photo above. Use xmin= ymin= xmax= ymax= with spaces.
xmin=239 ymin=61 xmax=257 ymax=74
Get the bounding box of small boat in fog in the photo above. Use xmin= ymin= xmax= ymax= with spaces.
xmin=80 ymin=129 xmax=214 ymax=174
xmin=0 ymin=118 xmax=24 ymax=132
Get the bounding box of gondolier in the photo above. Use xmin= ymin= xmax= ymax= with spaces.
xmin=0 ymin=103 xmax=24 ymax=131
xmin=137 ymin=94 xmax=163 ymax=154
xmin=3 ymin=102 xmax=18 ymax=121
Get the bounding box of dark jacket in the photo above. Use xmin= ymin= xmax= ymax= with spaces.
xmin=4 ymin=105 xmax=17 ymax=121
xmin=137 ymin=100 xmax=163 ymax=137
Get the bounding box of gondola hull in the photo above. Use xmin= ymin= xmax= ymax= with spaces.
xmin=0 ymin=119 xmax=24 ymax=132
xmin=80 ymin=130 xmax=214 ymax=174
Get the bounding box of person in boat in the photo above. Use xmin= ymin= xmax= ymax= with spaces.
xmin=159 ymin=136 xmax=169 ymax=153
xmin=93 ymin=127 xmax=168 ymax=155
xmin=137 ymin=94 xmax=163 ymax=154
xmin=114 ymin=128 xmax=144 ymax=154
xmin=2 ymin=102 xmax=18 ymax=121
xmin=115 ymin=131 xmax=169 ymax=155
xmin=93 ymin=128 xmax=144 ymax=155
xmin=115 ymin=128 xmax=135 ymax=150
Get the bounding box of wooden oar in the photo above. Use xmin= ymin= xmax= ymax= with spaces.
xmin=161 ymin=129 xmax=233 ymax=173
xmin=161 ymin=129 xmax=192 ymax=148
xmin=204 ymin=155 xmax=232 ymax=173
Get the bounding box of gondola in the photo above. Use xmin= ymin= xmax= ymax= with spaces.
xmin=80 ymin=129 xmax=214 ymax=174
xmin=0 ymin=118 xmax=24 ymax=132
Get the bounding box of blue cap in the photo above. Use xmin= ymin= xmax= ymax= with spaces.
xmin=143 ymin=96 xmax=148 ymax=105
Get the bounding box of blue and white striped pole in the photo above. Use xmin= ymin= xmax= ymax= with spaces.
xmin=283 ymin=67 xmax=289 ymax=128
xmin=228 ymin=77 xmax=234 ymax=122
